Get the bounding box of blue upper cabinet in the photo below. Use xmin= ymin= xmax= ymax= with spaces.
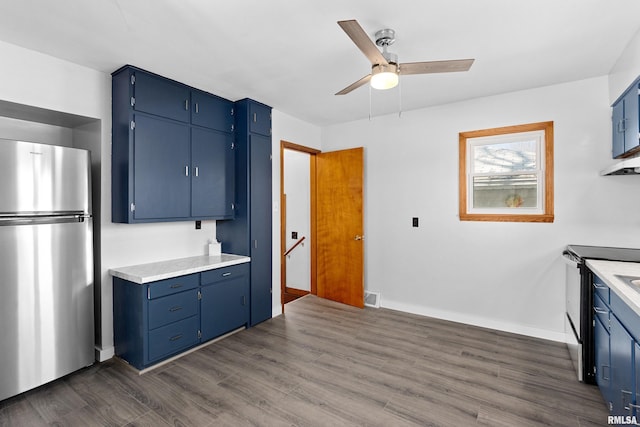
xmin=249 ymin=101 xmax=272 ymax=136
xmin=191 ymin=127 xmax=235 ymax=218
xmin=192 ymin=89 xmax=234 ymax=133
xmin=133 ymin=72 xmax=190 ymax=123
xmin=133 ymin=114 xmax=191 ymax=220
xmin=612 ymin=79 xmax=640 ymax=159
xmin=111 ymin=65 xmax=235 ymax=223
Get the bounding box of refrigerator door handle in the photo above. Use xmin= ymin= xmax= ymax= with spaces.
xmin=0 ymin=214 xmax=91 ymax=226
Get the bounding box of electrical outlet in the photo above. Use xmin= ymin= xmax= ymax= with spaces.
xmin=412 ymin=217 xmax=419 ymax=227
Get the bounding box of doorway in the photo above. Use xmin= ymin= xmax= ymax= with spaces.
xmin=281 ymin=141 xmax=319 ymax=308
xmin=280 ymin=141 xmax=364 ymax=312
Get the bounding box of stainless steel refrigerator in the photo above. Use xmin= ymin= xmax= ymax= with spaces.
xmin=0 ymin=139 xmax=94 ymax=401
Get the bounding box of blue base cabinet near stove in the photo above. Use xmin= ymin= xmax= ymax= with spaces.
xmin=113 ymin=264 xmax=249 ymax=370
xmin=592 ymin=274 xmax=640 ymax=418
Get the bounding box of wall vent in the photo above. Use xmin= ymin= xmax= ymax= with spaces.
xmin=364 ymin=291 xmax=381 ymax=308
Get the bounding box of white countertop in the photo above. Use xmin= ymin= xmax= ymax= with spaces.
xmin=109 ymin=254 xmax=250 ymax=284
xmin=586 ymin=259 xmax=640 ymax=316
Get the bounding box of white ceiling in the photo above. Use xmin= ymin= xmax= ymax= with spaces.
xmin=0 ymin=0 xmax=639 ymax=126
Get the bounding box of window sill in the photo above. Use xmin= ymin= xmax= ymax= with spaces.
xmin=459 ymin=213 xmax=554 ymax=223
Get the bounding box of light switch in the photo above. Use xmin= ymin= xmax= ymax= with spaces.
xmin=412 ymin=217 xmax=419 ymax=227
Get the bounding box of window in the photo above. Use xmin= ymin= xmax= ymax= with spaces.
xmin=459 ymin=121 xmax=554 ymax=222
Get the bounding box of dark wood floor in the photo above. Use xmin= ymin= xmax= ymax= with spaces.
xmin=0 ymin=295 xmax=608 ymax=426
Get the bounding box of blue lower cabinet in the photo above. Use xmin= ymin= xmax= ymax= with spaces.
xmin=594 ymin=315 xmax=612 ymax=410
xmin=113 ymin=265 xmax=250 ymax=369
xmin=148 ymin=315 xmax=200 ymax=361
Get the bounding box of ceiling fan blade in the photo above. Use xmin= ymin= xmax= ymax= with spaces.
xmin=399 ymin=59 xmax=474 ymax=75
xmin=338 ymin=20 xmax=388 ymax=65
xmin=335 ymin=74 xmax=372 ymax=95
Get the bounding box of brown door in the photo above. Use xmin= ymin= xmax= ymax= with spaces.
xmin=316 ymin=147 xmax=364 ymax=308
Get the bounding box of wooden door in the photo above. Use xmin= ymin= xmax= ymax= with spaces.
xmin=316 ymin=147 xmax=364 ymax=308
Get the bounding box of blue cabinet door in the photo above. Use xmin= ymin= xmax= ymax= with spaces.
xmin=624 ymin=86 xmax=640 ymax=156
xmin=612 ymin=82 xmax=640 ymax=158
xmin=133 ymin=114 xmax=191 ymax=220
xmin=191 ymin=128 xmax=234 ymax=219
xmin=611 ymin=314 xmax=634 ymax=416
xmin=200 ymin=274 xmax=249 ymax=342
xmin=192 ymin=90 xmax=234 ymax=133
xmin=635 ymin=342 xmax=640 ymax=418
xmin=249 ymin=134 xmax=272 ymax=325
xmin=613 ymin=100 xmax=626 ymax=158
xmin=249 ymin=101 xmax=271 ymax=136
xmin=595 ymin=315 xmax=612 ymax=411
xmin=133 ymin=71 xmax=190 ymax=122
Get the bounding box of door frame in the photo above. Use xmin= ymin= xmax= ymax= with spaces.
xmin=280 ymin=140 xmax=321 ymax=313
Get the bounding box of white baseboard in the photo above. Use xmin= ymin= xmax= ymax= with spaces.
xmin=381 ymin=299 xmax=566 ymax=343
xmin=95 ymin=345 xmax=115 ymax=362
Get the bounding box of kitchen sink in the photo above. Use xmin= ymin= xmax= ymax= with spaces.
xmin=615 ymin=275 xmax=640 ymax=292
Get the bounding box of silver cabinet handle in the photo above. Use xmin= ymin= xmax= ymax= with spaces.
xmin=253 ymin=112 xmax=257 ymax=122
xmin=222 ymin=272 xmax=232 ymax=277
xmin=195 ymin=102 xmax=199 ymax=114
xmin=184 ymin=99 xmax=189 ymax=110
xmin=185 ymin=166 xmax=189 ymax=177
xmin=593 ymin=307 xmax=608 ymax=314
xmin=195 ymin=166 xmax=199 ymax=177
xmin=170 ymin=284 xmax=183 ymax=289
xmin=169 ymin=306 xmax=183 ymax=312
xmin=170 ymin=334 xmax=183 ymax=342
xmin=593 ymin=283 xmax=607 ymax=290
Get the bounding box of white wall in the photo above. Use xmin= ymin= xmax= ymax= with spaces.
xmin=271 ymin=110 xmax=322 ymax=316
xmin=322 ymin=76 xmax=640 ymax=341
xmin=609 ymin=26 xmax=640 ymax=103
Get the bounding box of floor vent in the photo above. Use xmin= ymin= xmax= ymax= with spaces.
xmin=364 ymin=291 xmax=381 ymax=308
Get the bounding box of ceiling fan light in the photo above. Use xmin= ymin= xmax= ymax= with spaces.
xmin=370 ymin=63 xmax=399 ymax=90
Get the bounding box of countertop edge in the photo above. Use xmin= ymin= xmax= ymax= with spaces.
xmin=586 ymin=259 xmax=640 ymax=317
xmin=109 ymin=254 xmax=251 ymax=284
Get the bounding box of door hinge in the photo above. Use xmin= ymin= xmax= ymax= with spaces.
xmin=130 ymin=121 xmax=135 ymax=130
xmin=198 ymin=290 xmax=202 ymax=300
xmin=130 ymin=203 xmax=135 ymax=212
xmin=230 ymin=107 xmax=234 ymax=116
xmin=130 ymin=74 xmax=135 ymax=85
xmin=198 ymin=330 xmax=202 ymax=339
xmin=231 ymin=203 xmax=235 ymax=211
xmin=231 ymin=124 xmax=235 ymax=132
xmin=231 ymin=141 xmax=235 ymax=150
xmin=130 ymin=97 xmax=135 ymax=107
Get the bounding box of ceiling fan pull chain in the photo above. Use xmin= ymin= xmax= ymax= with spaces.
xmin=369 ymin=84 xmax=372 ymax=121
xmin=398 ymin=77 xmax=403 ymax=118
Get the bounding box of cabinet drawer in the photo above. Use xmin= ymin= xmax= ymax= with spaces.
xmin=148 ymin=273 xmax=199 ymax=299
xmin=201 ymin=263 xmax=249 ymax=285
xmin=133 ymin=70 xmax=190 ymax=122
xmin=593 ymin=275 xmax=609 ymax=305
xmin=148 ymin=315 xmax=199 ymax=362
xmin=593 ymin=292 xmax=610 ymax=329
xmin=148 ymin=289 xmax=199 ymax=330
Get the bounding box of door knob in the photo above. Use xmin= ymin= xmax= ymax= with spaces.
xmin=354 ymin=235 xmax=364 ymax=241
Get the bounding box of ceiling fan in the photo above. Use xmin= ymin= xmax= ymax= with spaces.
xmin=336 ymin=19 xmax=474 ymax=95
